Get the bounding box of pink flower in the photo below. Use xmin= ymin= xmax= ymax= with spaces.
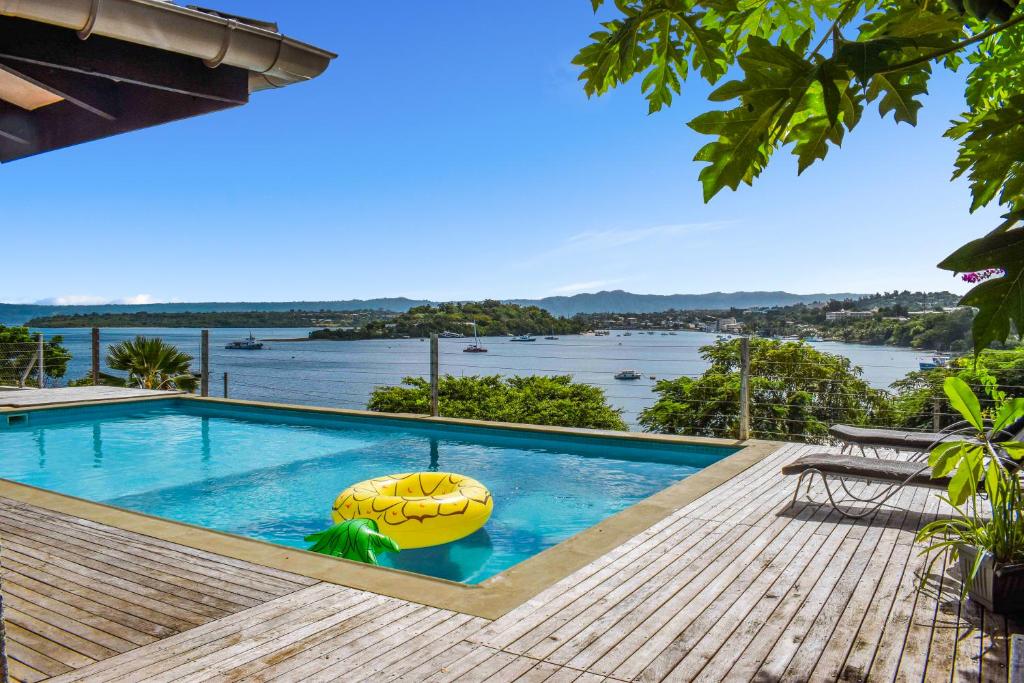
xmin=962 ymin=268 xmax=1004 ymax=284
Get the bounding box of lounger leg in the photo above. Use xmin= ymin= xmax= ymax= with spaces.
xmin=789 ymin=472 xmax=807 ymax=509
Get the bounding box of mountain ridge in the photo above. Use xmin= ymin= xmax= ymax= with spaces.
xmin=0 ymin=290 xmax=868 ymax=325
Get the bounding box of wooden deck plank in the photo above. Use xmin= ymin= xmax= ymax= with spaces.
xmin=16 ymin=441 xmax=1024 ymax=682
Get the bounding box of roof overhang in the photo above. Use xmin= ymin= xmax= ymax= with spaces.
xmin=0 ymin=0 xmax=336 ymax=162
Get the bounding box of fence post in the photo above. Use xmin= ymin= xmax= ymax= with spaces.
xmin=91 ymin=327 xmax=100 ymax=385
xmin=223 ymin=372 xmax=229 ymax=398
xmin=933 ymin=396 xmax=942 ymax=432
xmin=38 ymin=333 xmax=44 ymax=389
xmin=430 ymin=334 xmax=439 ymax=417
xmin=739 ymin=336 xmax=751 ymax=441
xmin=200 ymin=330 xmax=210 ymax=397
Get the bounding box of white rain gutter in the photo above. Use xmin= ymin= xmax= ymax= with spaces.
xmin=0 ymin=0 xmax=336 ymax=91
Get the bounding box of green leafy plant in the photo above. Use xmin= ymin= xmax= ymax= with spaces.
xmin=575 ymin=0 xmax=1024 ymax=354
xmin=916 ymin=377 xmax=1024 ymax=586
xmin=639 ymin=338 xmax=892 ymax=440
xmin=368 ymin=374 xmax=628 ymax=431
xmin=105 ymin=336 xmax=197 ymax=392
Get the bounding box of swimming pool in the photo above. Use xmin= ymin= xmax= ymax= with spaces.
xmin=0 ymin=399 xmax=738 ymax=584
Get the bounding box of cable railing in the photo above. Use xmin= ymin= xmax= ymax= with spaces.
xmin=35 ymin=328 xmax=1011 ymax=443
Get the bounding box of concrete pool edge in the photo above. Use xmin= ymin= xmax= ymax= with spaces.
xmin=0 ymin=394 xmax=783 ymax=619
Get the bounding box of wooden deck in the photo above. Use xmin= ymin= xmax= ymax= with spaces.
xmin=3 ymin=442 xmax=1020 ymax=682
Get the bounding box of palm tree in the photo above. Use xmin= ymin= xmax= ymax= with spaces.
xmin=106 ymin=336 xmax=197 ymax=392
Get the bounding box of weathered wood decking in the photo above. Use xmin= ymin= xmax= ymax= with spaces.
xmin=3 ymin=442 xmax=1020 ymax=682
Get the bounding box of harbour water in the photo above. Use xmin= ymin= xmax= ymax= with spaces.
xmin=37 ymin=327 xmax=934 ymax=427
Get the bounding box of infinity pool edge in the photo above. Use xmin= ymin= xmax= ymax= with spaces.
xmin=0 ymin=393 xmax=782 ymax=619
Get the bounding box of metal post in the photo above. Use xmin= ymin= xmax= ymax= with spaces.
xmin=223 ymin=372 xmax=229 ymax=398
xmin=430 ymin=334 xmax=439 ymax=417
xmin=739 ymin=336 xmax=751 ymax=441
xmin=91 ymin=327 xmax=100 ymax=385
xmin=200 ymin=329 xmax=210 ymax=397
xmin=37 ymin=333 xmax=44 ymax=389
xmin=933 ymin=396 xmax=942 ymax=432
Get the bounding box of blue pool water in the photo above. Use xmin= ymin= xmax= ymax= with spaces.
xmin=0 ymin=400 xmax=736 ymax=583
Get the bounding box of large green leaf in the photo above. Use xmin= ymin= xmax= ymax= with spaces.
xmin=944 ymin=376 xmax=985 ymax=429
xmin=948 ymin=96 xmax=1024 ymax=212
xmin=687 ymin=37 xmax=820 ymax=200
xmin=938 ymin=215 xmax=1024 ymax=352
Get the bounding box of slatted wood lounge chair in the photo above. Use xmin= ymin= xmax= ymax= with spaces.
xmin=829 ymin=415 xmax=1024 ymax=457
xmin=780 ymin=453 xmax=980 ymax=519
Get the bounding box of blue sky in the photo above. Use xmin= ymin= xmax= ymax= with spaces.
xmin=0 ymin=1 xmax=998 ymax=304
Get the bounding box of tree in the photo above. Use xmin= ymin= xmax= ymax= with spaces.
xmin=0 ymin=325 xmax=70 ymax=387
xmin=890 ymin=347 xmax=1024 ymax=428
xmin=105 ymin=336 xmax=197 ymax=391
xmin=639 ymin=339 xmax=892 ymax=440
xmin=367 ymin=374 xmax=628 ymax=430
xmin=575 ymin=0 xmax=1024 ymax=354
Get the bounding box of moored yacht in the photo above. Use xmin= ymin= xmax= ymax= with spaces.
xmin=225 ymin=332 xmax=263 ymax=350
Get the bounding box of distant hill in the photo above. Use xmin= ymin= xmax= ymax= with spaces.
xmin=0 ymin=298 xmax=431 ymax=325
xmin=1 ymin=290 xmax=867 ymax=325
xmin=508 ymin=290 xmax=866 ymax=316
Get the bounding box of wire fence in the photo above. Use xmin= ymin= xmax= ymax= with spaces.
xmin=0 ymin=338 xmax=50 ymax=388
xmin=31 ymin=328 xmax=998 ymax=443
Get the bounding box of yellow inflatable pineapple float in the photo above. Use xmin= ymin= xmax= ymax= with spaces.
xmin=331 ymin=472 xmax=493 ymax=549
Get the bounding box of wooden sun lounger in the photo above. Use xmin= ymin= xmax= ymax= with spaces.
xmin=780 ymin=452 xmax=968 ymax=518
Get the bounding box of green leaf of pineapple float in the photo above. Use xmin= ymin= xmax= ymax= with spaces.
xmin=305 ymin=519 xmax=400 ymax=566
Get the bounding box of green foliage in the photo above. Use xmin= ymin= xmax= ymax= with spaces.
xmin=889 ymin=348 xmax=1024 ymax=429
xmin=367 ymin=374 xmax=628 ymax=431
xmin=916 ymin=378 xmax=1024 ymax=584
xmin=577 ymin=0 xmax=1024 ymax=355
xmin=106 ymin=336 xmax=197 ymax=392
xmin=305 ymin=519 xmax=400 ymax=565
xmin=0 ymin=325 xmax=70 ymax=387
xmin=824 ymin=308 xmax=975 ymax=351
xmin=639 ymin=339 xmax=892 ymax=440
xmin=312 ymin=300 xmax=583 ymax=341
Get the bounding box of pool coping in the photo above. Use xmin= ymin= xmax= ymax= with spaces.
xmin=0 ymin=393 xmax=782 ymax=620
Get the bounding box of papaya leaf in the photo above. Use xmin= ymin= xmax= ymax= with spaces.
xmin=948 ymin=96 xmax=1024 ymax=212
xmin=687 ymin=36 xmax=818 ymax=200
xmin=866 ymin=66 xmax=931 ymax=125
xmin=944 ymin=376 xmax=984 ymax=430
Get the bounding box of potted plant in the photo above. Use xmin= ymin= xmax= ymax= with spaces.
xmin=916 ymin=377 xmax=1024 ymax=614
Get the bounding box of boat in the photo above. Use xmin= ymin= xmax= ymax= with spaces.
xmin=544 ymin=331 xmax=559 ymax=340
xmin=623 ymin=331 xmax=632 ymax=336
xmin=225 ymin=332 xmax=263 ymax=350
xmin=803 ymin=335 xmax=823 ymax=343
xmin=509 ymin=334 xmax=536 ymax=342
xmin=920 ymin=354 xmax=952 ymax=371
xmin=438 ymin=330 xmax=464 ymax=338
xmin=594 ymin=330 xmax=610 ymax=336
xmin=464 ymin=322 xmax=488 ymax=353
xmin=614 ymin=370 xmax=643 ymax=380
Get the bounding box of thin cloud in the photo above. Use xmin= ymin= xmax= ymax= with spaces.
xmin=550 ymin=279 xmax=625 ymax=295
xmin=564 ymin=222 xmax=727 ymax=249
xmin=35 ymin=294 xmax=160 ymax=306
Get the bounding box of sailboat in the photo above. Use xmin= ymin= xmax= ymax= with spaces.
xmin=544 ymin=330 xmax=559 ymax=340
xmin=463 ymin=322 xmax=488 ymax=353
